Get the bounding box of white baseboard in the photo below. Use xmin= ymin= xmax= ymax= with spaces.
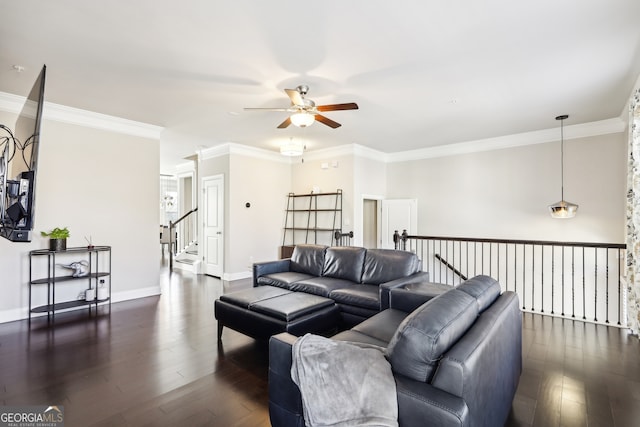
xmin=0 ymin=308 xmax=26 ymax=325
xmin=223 ymin=271 xmax=252 ymax=282
xmin=0 ymin=286 xmax=162 ymax=324
xmin=111 ymin=286 xmax=162 ymax=303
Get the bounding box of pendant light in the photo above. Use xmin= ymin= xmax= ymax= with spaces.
xmin=548 ymin=114 xmax=578 ymax=218
xmin=280 ymin=137 xmax=305 ymax=156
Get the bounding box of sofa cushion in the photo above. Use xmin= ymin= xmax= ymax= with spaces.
xmin=347 ymin=308 xmax=408 ymax=345
xmin=361 ymin=249 xmax=421 ymax=285
xmin=386 ymin=289 xmax=478 ymax=383
xmin=257 ymin=272 xmax=317 ymax=290
xmin=290 ymin=244 xmax=327 ymax=277
xmin=219 ymin=285 xmax=291 ymax=308
xmin=291 ymin=277 xmax=354 ymax=298
xmin=331 ymin=329 xmax=390 ymax=348
xmin=455 ymin=275 xmax=501 ymax=312
xmin=249 ymin=292 xmax=335 ymax=322
xmin=329 ymin=285 xmax=380 ymax=310
xmin=322 ymin=246 xmax=366 ymax=283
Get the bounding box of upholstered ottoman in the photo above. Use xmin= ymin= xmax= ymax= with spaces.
xmin=214 ymin=285 xmax=340 ymax=341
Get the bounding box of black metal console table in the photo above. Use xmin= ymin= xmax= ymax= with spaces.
xmin=28 ymin=245 xmax=111 ymax=321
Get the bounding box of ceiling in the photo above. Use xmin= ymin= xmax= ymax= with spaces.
xmin=2 ymin=1 xmax=640 ymax=173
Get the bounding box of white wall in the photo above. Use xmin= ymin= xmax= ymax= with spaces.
xmin=353 ymin=154 xmax=387 ymax=246
xmin=198 ymin=146 xmax=291 ymax=280
xmin=0 ymin=109 xmax=161 ymax=323
xmin=386 ymin=132 xmax=626 ymax=243
xmin=228 ymin=153 xmax=290 ymax=272
xmin=291 ymin=152 xmax=355 ymax=241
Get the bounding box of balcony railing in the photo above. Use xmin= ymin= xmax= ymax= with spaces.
xmin=394 ymin=231 xmax=627 ymax=327
xmin=334 ymin=230 xmax=354 ymax=246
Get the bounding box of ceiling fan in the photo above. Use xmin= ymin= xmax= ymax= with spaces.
xmin=244 ymin=85 xmax=358 ymax=129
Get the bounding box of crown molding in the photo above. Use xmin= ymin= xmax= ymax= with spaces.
xmin=386 ymin=117 xmax=626 ymax=162
xmin=174 ymin=161 xmax=196 ymax=175
xmin=199 ymin=142 xmax=289 ymax=163
xmin=2 ymin=90 xmax=626 ymax=163
xmin=282 ymin=117 xmax=624 ymax=164
xmin=0 ymin=91 xmax=163 ymax=140
xmin=301 ymin=143 xmax=389 ymax=163
xmin=0 ymin=92 xmax=24 ymax=113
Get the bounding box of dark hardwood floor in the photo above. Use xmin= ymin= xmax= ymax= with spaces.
xmin=507 ymin=311 xmax=640 ymax=427
xmin=1 ymin=263 xmax=639 ymax=426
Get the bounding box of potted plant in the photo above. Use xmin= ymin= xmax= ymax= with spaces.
xmin=41 ymin=227 xmax=70 ymax=251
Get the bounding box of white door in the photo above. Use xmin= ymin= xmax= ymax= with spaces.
xmin=380 ymin=199 xmax=418 ymax=249
xmin=202 ymin=175 xmax=224 ymax=277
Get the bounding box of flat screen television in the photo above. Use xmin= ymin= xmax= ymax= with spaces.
xmin=0 ymin=64 xmax=46 ymax=242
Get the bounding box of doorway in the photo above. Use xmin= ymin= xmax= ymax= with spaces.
xmin=362 ymin=199 xmax=379 ymax=248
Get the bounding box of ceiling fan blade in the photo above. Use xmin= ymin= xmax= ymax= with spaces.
xmin=244 ymin=107 xmax=289 ymax=111
xmin=316 ymin=102 xmax=359 ymax=112
xmin=285 ymin=88 xmax=304 ymax=106
xmin=277 ymin=117 xmax=292 ymax=129
xmin=315 ymin=114 xmax=341 ymax=129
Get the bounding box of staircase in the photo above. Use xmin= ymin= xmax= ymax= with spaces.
xmin=167 ymin=207 xmax=199 ymax=273
xmin=174 ymin=241 xmax=201 ymax=273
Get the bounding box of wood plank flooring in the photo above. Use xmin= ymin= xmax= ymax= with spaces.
xmin=507 ymin=312 xmax=640 ymax=427
xmin=1 ymin=264 xmax=639 ymax=426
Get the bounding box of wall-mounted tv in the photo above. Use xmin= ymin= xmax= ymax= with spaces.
xmin=0 ymin=64 xmax=46 ymax=242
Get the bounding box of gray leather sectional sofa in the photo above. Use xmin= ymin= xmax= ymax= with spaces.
xmin=268 ymin=275 xmax=522 ymax=427
xmin=252 ymin=244 xmax=429 ymax=327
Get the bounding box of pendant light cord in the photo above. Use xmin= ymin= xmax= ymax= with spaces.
xmin=560 ymin=117 xmax=565 ymax=201
xmin=555 ymin=114 xmax=569 ymax=201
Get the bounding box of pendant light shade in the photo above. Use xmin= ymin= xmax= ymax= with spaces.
xmin=548 ymin=200 xmax=579 ymax=218
xmin=548 ymin=115 xmax=578 ymax=219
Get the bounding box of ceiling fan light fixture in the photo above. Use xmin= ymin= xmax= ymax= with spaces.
xmin=280 ymin=138 xmax=305 ymax=156
xmin=290 ymin=112 xmax=315 ymax=127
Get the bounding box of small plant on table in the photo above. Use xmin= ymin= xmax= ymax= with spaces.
xmin=41 ymin=227 xmax=70 ymax=251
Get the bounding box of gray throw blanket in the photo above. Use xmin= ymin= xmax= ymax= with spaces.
xmin=291 ymin=334 xmax=398 ymax=427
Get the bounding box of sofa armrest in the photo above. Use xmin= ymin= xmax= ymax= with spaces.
xmin=253 ymin=259 xmax=291 ymax=287
xmin=379 ymin=271 xmax=430 ymax=309
xmin=268 ymin=333 xmax=305 ymax=427
xmin=389 ymin=289 xmax=435 ymax=313
xmin=395 ymin=375 xmax=469 ymax=427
